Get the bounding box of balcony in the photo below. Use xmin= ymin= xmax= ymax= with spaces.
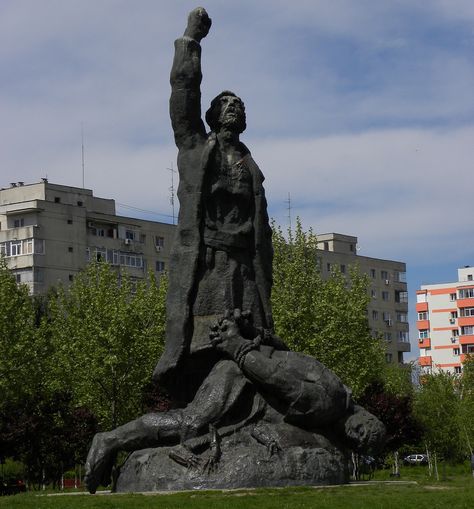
xmin=458 ymin=316 xmax=474 ymax=327
xmin=418 ymin=338 xmax=431 ymax=349
xmin=397 ymin=341 xmax=411 ymax=353
xmin=419 ymin=356 xmax=432 ymax=367
xmin=0 ymin=225 xmax=40 ymax=242
xmin=460 ymin=335 xmax=474 ymax=346
xmin=458 ymin=298 xmax=474 ymax=308
xmin=417 ymin=320 xmax=430 ymax=330
xmin=416 ymin=302 xmax=429 ymax=313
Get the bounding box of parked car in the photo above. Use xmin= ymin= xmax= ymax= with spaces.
xmin=403 ymin=454 xmax=428 ymax=465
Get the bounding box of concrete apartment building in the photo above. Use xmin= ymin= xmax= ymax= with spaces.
xmin=316 ymin=233 xmax=410 ymax=364
xmin=0 ymin=181 xmax=410 ymax=363
xmin=0 ymin=180 xmax=174 ymax=294
xmin=417 ymin=266 xmax=474 ymax=375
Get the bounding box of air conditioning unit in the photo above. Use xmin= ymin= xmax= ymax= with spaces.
xmin=385 ymin=279 xmax=390 ymax=285
xmin=449 ymin=318 xmax=456 ymax=324
xmin=87 ymin=221 xmax=94 ymax=228
xmin=155 ymin=246 xmax=162 ymax=252
xmin=386 ymin=319 xmax=392 ymax=327
xmin=124 ymin=238 xmax=132 ymax=245
xmin=451 ymin=337 xmax=457 ymax=343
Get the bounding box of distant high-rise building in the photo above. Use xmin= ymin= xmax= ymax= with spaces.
xmin=417 ymin=266 xmax=474 ymax=374
xmin=0 ymin=180 xmax=174 ymax=294
xmin=316 ymin=233 xmax=410 ymax=364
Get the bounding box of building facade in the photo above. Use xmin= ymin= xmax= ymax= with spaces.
xmin=317 ymin=233 xmax=410 ymax=364
xmin=417 ymin=266 xmax=474 ymax=374
xmin=1 ymin=182 xmax=410 ymax=363
xmin=0 ymin=180 xmax=174 ymax=294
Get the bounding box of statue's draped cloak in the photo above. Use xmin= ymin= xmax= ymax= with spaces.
xmin=153 ymin=133 xmax=274 ymax=397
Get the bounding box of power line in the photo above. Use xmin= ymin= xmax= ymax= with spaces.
xmin=116 ymin=202 xmax=174 ymax=220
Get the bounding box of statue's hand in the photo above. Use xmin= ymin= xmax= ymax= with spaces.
xmin=184 ymin=7 xmax=212 ymax=42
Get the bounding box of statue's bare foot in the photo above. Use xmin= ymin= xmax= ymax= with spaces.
xmin=84 ymin=432 xmax=117 ymax=494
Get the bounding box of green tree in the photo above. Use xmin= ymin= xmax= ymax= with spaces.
xmin=271 ymin=219 xmax=385 ymax=397
xmin=0 ymin=258 xmax=39 ymax=406
xmin=49 ymin=262 xmax=167 ymax=429
xmin=459 ymin=355 xmax=474 ymax=455
xmin=413 ymin=371 xmax=463 ymax=478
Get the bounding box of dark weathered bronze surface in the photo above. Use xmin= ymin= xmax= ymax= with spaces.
xmin=84 ymin=8 xmax=385 ymax=494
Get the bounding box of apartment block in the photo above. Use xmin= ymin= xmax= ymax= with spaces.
xmin=0 ymin=180 xmax=175 ymax=294
xmin=317 ymin=233 xmax=410 ymax=364
xmin=0 ymin=182 xmax=410 ymax=363
xmin=417 ymin=266 xmax=474 ymax=375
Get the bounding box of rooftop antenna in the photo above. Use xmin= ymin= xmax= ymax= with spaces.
xmin=81 ymin=122 xmax=85 ymax=188
xmin=168 ymin=163 xmax=177 ymax=225
xmin=286 ymin=192 xmax=292 ymax=231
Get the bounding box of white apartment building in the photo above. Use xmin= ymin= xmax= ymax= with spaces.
xmin=417 ymin=266 xmax=474 ymax=374
xmin=317 ymin=233 xmax=410 ymax=364
xmin=0 ymin=180 xmax=175 ymax=294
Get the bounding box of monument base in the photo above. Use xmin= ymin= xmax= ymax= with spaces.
xmin=115 ymin=425 xmax=349 ymax=492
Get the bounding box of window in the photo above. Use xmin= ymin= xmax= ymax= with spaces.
xmin=459 ymin=288 xmax=474 ymax=299
xmin=381 ymin=270 xmax=388 ymax=280
xmin=327 ymin=263 xmax=331 ymax=272
xmin=68 ymin=275 xmax=74 ymax=282
xmin=395 ymin=290 xmax=408 ymax=303
xmin=155 ymin=236 xmax=165 ymax=248
xmin=10 ymin=240 xmax=22 ymax=256
xmin=455 ymin=366 xmax=462 ymax=374
xmin=371 ymin=289 xmax=377 ymax=299
xmin=419 ymin=329 xmax=429 ymax=339
xmin=461 ymin=325 xmax=474 ymax=336
xmin=68 ymin=246 xmax=74 ymax=253
xmin=394 ymin=271 xmax=407 ymax=283
xmin=450 ymin=293 xmax=457 ymax=301
xmin=469 ymin=275 xmax=473 ymax=281
xmin=384 ymin=332 xmax=392 ymax=341
xmin=385 ymin=353 xmax=393 ymax=362
xmin=453 ymin=348 xmax=460 ymax=355
xmin=54 ymin=196 xmax=61 ymax=203
xmin=450 ymin=311 xmax=458 ymax=319
xmin=398 ymin=312 xmax=408 ymax=322
xmin=452 ymin=329 xmax=459 ymax=337
xmin=340 ymin=264 xmax=346 ymax=274
xmin=417 ymin=311 xmax=428 ymax=320
xmin=67 ymin=219 xmax=73 ymax=224
xmin=382 ymin=291 xmax=389 ymax=301
xmin=125 ymin=229 xmax=136 ymax=241
xmin=370 ymin=269 xmax=376 ymax=278
xmin=156 ymin=261 xmax=166 ymax=272
xmin=372 ymin=310 xmax=378 ymax=320
xmin=350 ymin=244 xmax=354 ymax=252
xmin=383 ymin=312 xmax=391 ymax=321
xmin=77 ymin=201 xmax=83 ymax=207
xmin=460 ymin=307 xmax=474 ymax=317
xmin=398 ymin=331 xmax=409 ymax=342
xmin=13 ymin=218 xmax=25 ymax=228
xmin=323 ymin=242 xmax=329 ymax=251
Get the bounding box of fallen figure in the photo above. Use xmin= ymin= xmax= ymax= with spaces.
xmin=84 ymin=310 xmax=385 ymax=493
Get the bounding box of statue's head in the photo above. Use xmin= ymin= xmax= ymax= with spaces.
xmin=206 ymin=91 xmax=246 ymax=134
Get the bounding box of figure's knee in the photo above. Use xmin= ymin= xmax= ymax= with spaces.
xmin=342 ymin=405 xmax=386 ymax=453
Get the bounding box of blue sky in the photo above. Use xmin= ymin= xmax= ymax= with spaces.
xmin=1 ymin=1 xmax=474 ymax=359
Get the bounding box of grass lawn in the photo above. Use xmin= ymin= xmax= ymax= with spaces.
xmin=2 ymin=465 xmax=473 ymax=509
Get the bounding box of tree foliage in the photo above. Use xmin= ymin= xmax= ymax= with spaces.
xmin=48 ymin=262 xmax=167 ymax=429
xmin=271 ymin=219 xmax=385 ymax=397
xmin=413 ymin=371 xmax=463 ymax=461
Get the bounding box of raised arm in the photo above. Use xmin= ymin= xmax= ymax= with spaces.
xmin=170 ymin=7 xmax=212 ymax=148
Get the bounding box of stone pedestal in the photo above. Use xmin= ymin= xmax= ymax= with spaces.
xmin=115 ymin=426 xmax=348 ymax=492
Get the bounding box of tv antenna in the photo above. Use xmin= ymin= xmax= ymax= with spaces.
xmin=81 ymin=122 xmax=85 ymax=188
xmin=285 ymin=192 xmax=292 ymax=230
xmin=168 ymin=163 xmax=177 ymax=225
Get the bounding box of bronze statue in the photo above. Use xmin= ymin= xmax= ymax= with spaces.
xmin=84 ymin=8 xmax=385 ymax=493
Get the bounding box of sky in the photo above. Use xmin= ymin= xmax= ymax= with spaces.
xmin=1 ymin=0 xmax=474 ymax=359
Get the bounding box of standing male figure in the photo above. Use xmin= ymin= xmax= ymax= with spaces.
xmin=153 ymin=6 xmax=281 ymax=402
